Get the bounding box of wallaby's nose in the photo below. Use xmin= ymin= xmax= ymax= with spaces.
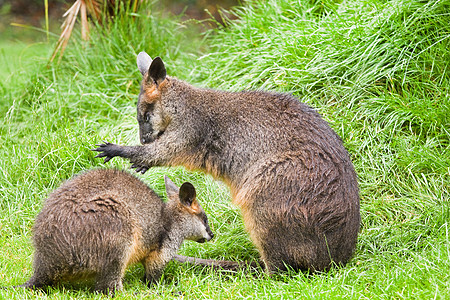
xmin=198 ymin=231 xmax=213 ymax=243
xmin=141 ymin=136 xmax=153 ymax=144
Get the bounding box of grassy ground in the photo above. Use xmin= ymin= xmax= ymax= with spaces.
xmin=1 ymin=0 xmax=449 ymax=299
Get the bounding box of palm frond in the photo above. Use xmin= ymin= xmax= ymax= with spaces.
xmin=50 ymin=0 xmax=82 ymax=63
xmin=50 ymin=0 xmax=144 ymax=64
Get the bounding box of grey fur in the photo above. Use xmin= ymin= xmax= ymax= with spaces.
xmin=17 ymin=169 xmax=212 ymax=295
xmin=93 ymin=53 xmax=360 ymax=273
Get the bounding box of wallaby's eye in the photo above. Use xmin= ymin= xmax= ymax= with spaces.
xmin=144 ymin=104 xmax=155 ymax=122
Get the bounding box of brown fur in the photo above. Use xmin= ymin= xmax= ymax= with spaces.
xmin=93 ymin=53 xmax=360 ymax=273
xmin=17 ymin=169 xmax=213 ymax=295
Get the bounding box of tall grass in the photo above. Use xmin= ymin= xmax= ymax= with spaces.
xmin=1 ymin=0 xmax=449 ymax=298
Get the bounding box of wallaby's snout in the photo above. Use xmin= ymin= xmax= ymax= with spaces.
xmin=197 ymin=224 xmax=214 ymax=243
xmin=137 ymin=108 xmax=156 ymax=145
xmin=207 ymin=228 xmax=214 ymax=241
xmin=140 ymin=134 xmax=153 ymax=145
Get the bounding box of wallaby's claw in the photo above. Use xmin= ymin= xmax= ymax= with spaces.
xmin=93 ymin=152 xmax=106 ymax=158
xmin=139 ymin=167 xmax=149 ymax=174
xmin=93 ymin=153 xmax=112 ymax=163
xmin=130 ymin=164 xmax=149 ymax=174
xmin=93 ymin=142 xmax=112 ymax=149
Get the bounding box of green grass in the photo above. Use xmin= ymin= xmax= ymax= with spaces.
xmin=1 ymin=0 xmax=449 ymax=298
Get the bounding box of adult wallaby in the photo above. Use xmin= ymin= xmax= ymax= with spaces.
xmin=17 ymin=169 xmax=213 ymax=295
xmin=93 ymin=52 xmax=360 ymax=273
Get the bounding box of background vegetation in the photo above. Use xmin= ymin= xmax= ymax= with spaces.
xmin=1 ymin=0 xmax=449 ymax=298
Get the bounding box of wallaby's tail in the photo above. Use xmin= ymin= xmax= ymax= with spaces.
xmin=173 ymin=254 xmax=262 ymax=272
xmin=0 ymin=280 xmax=40 ymax=291
xmin=12 ymin=276 xmax=49 ymax=290
xmin=14 ymin=281 xmax=34 ymax=289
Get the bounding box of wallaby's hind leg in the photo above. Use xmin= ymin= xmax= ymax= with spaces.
xmin=143 ymin=254 xmax=166 ymax=287
xmin=93 ymin=261 xmax=125 ymax=296
xmin=17 ymin=255 xmax=55 ymax=290
xmin=257 ymin=229 xmax=330 ymax=273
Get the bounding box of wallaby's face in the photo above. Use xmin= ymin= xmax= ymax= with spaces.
xmin=136 ymin=53 xmax=170 ymax=145
xmin=164 ymin=176 xmax=214 ymax=243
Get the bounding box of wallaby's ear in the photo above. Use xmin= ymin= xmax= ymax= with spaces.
xmin=164 ymin=176 xmax=179 ymax=200
xmin=137 ymin=52 xmax=152 ymax=76
xmin=179 ymin=182 xmax=197 ymax=207
xmin=148 ymin=56 xmax=166 ymax=86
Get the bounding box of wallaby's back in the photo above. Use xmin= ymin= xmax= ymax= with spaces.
xmin=31 ymin=169 xmax=164 ymax=284
xmin=21 ymin=169 xmax=212 ymax=295
xmin=187 ymin=88 xmax=360 ymax=271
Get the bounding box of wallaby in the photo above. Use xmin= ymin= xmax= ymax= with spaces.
xmin=17 ymin=169 xmax=213 ymax=295
xmin=93 ymin=52 xmax=360 ymax=273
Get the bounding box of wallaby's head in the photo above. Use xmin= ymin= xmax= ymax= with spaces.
xmin=164 ymin=176 xmax=213 ymax=243
xmin=136 ymin=52 xmax=173 ymax=145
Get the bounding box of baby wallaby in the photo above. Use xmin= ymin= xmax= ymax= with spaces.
xmin=94 ymin=53 xmax=360 ymax=273
xmin=17 ymin=169 xmax=213 ymax=295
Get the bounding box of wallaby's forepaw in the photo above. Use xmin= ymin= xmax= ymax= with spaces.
xmin=131 ymin=163 xmax=149 ymax=174
xmin=92 ymin=142 xmax=123 ymax=163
